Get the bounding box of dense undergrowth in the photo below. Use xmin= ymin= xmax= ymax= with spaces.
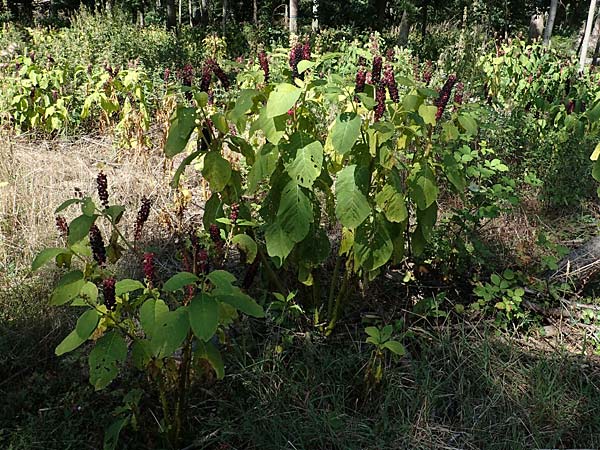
xmin=3 ymin=8 xmax=600 ymax=449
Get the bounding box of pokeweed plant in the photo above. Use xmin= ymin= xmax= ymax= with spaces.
xmin=31 ymin=174 xmax=264 ymax=448
xmin=164 ymin=45 xmax=480 ymax=334
xmin=364 ymin=324 xmax=405 ymax=387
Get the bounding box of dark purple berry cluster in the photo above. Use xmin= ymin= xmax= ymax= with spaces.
xmin=143 ymin=252 xmax=155 ymax=285
xmin=230 ymin=203 xmax=239 ymax=223
xmin=103 ymin=278 xmax=116 ymax=311
xmin=375 ymin=83 xmax=386 ymax=121
xmin=422 ymin=60 xmax=433 ymax=85
xmin=200 ymin=63 xmax=212 ymax=93
xmin=453 ymin=82 xmax=464 ymax=106
xmin=258 ymin=50 xmax=270 ymax=83
xmin=302 ymin=39 xmax=311 ymax=61
xmin=56 ymin=216 xmax=68 ymax=238
xmin=289 ymin=43 xmax=304 ymax=80
xmin=383 ymin=65 xmax=399 ymax=103
xmin=198 ymin=248 xmax=209 ymax=274
xmin=355 ymin=69 xmax=367 ymax=95
xmin=179 ymin=64 xmax=195 ymax=87
xmin=134 ymin=196 xmax=152 ymax=243
xmin=89 ymin=225 xmax=106 ymax=266
xmin=209 ymin=59 xmax=230 ymax=90
xmin=96 ymin=171 xmax=109 ymax=209
xmin=434 ymin=75 xmax=457 ymax=121
xmin=371 ymin=56 xmax=383 ymax=85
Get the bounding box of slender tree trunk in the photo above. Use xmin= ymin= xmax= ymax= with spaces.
xmin=166 ymin=0 xmax=177 ymax=29
xmin=420 ymin=0 xmax=429 ymax=40
xmin=189 ymin=0 xmax=193 ymax=26
xmin=580 ymin=0 xmax=598 ymax=71
xmin=312 ymin=0 xmax=318 ymax=31
xmin=593 ymin=29 xmax=600 ymax=65
xmin=200 ymin=0 xmax=208 ymax=25
xmin=178 ymin=0 xmax=182 ymax=25
xmin=222 ymin=0 xmax=228 ymax=33
xmin=289 ymin=0 xmax=298 ymax=34
xmin=543 ymin=0 xmax=559 ymax=45
xmin=253 ymin=0 xmax=258 ymax=24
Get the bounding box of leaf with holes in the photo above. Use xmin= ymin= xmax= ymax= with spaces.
xmin=88 ymin=331 xmax=127 ymax=390
xmin=284 ymin=140 xmax=323 ymax=188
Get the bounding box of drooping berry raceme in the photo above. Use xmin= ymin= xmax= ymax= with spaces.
xmin=197 ymin=248 xmax=209 ymax=274
xmin=89 ymin=225 xmax=107 ymax=266
xmin=372 ymin=55 xmax=383 ymax=85
xmin=375 ymin=83 xmax=387 ymax=122
xmin=434 ymin=74 xmax=457 ymax=121
xmin=230 ymin=203 xmax=239 ymax=224
xmin=209 ymin=223 xmax=221 ymax=243
xmin=56 ymin=216 xmax=68 ymax=238
xmin=96 ymin=171 xmax=109 ymax=209
xmin=383 ymin=64 xmax=399 ymax=103
xmin=180 ymin=64 xmax=194 ymax=87
xmin=289 ymin=43 xmax=302 ymax=79
xmin=386 ymin=48 xmax=396 ymax=62
xmin=258 ymin=50 xmax=270 ymax=83
xmin=143 ymin=252 xmax=155 ymax=286
xmin=355 ymin=68 xmax=367 ymax=95
xmin=302 ymin=39 xmax=311 ymax=61
xmin=200 ymin=62 xmax=212 ymax=93
xmin=134 ymin=196 xmax=152 ymax=243
xmin=210 ymin=59 xmax=230 ymax=90
xmin=103 ymin=278 xmax=116 ymax=311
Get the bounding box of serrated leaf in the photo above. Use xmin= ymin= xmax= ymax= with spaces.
xmin=326 ymin=112 xmax=362 ymax=155
xmin=88 ymin=331 xmax=127 ymax=390
xmin=55 ymin=309 xmax=100 ymax=356
xmin=335 ymin=165 xmax=371 ymax=229
xmin=163 ymin=272 xmax=199 ymax=292
xmin=189 ymin=293 xmax=219 ymax=342
xmin=266 ymin=83 xmax=301 ymax=118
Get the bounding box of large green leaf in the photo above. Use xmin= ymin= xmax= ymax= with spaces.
xmin=68 ymin=214 xmax=96 ymax=246
xmin=284 ymin=140 xmax=323 ymax=188
xmin=375 ymin=176 xmax=408 ymax=223
xmin=335 ymin=165 xmax=371 ymax=229
xmin=232 ymin=234 xmax=258 ymax=263
xmin=264 ymin=222 xmax=295 ymax=265
xmin=325 ymin=112 xmax=362 ymax=155
xmin=195 ymin=341 xmax=224 ymax=379
xmin=165 ymin=107 xmax=197 ymax=157
xmin=88 ymin=331 xmax=127 ymax=390
xmin=354 ymin=216 xmax=393 ymax=271
xmin=418 ymin=104 xmax=437 ymax=125
xmin=410 ymin=164 xmax=438 ymax=210
xmin=115 ymin=279 xmax=145 ymax=296
xmin=251 ymin=108 xmax=286 ymax=144
xmin=416 ymin=202 xmax=437 ymax=240
xmin=276 ymin=180 xmax=312 ymax=243
xmin=202 ymin=151 xmax=232 ymax=192
xmin=266 ymin=83 xmax=301 ymax=118
xmin=32 ymin=247 xmax=69 ymax=271
xmin=150 ymin=307 xmax=189 ymax=358
xmin=140 ymin=298 xmax=170 ymax=337
xmin=55 ymin=309 xmax=100 ymax=356
xmin=50 ymin=270 xmax=85 ymax=305
xmin=163 ymin=272 xmax=199 ymax=292
xmin=103 ymin=417 xmax=129 ymax=450
xmin=228 ymin=89 xmax=258 ymax=123
xmin=189 ymin=293 xmax=219 ymax=342
xmin=215 ymin=289 xmax=264 ymax=318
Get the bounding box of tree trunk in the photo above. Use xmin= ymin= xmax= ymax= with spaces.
xmin=166 ymin=0 xmax=177 ymax=29
xmin=420 ymin=0 xmax=429 ymax=40
xmin=222 ymin=0 xmax=228 ymax=33
xmin=580 ymin=0 xmax=598 ymax=72
xmin=529 ymin=13 xmax=544 ymax=41
xmin=543 ymin=0 xmax=559 ymax=46
xmin=189 ymin=0 xmax=193 ymax=26
xmin=289 ymin=0 xmax=298 ymax=34
xmin=178 ymin=0 xmax=182 ymax=25
xmin=312 ymin=0 xmax=319 ymax=31
xmin=398 ymin=9 xmax=410 ymax=46
xmin=253 ymin=0 xmax=258 ymax=24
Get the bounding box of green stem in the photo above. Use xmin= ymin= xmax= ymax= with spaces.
xmin=174 ymin=332 xmax=193 ymax=446
xmin=258 ymin=246 xmax=286 ymax=294
xmin=326 ymin=269 xmax=351 ymax=336
xmin=157 ymin=374 xmax=174 ymax=445
xmin=327 ymin=256 xmax=342 ymax=318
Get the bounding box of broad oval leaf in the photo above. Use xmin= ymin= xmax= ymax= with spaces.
xmin=266 ymin=83 xmax=301 ymax=118
xmin=88 ymin=331 xmax=127 ymax=390
xmin=284 ymin=140 xmax=323 ymax=188
xmin=163 ymin=272 xmax=199 ymax=292
xmin=165 ymin=106 xmax=197 ymax=157
xmin=188 ymin=293 xmax=219 ymax=342
xmin=202 ymin=151 xmax=232 ymax=192
xmin=326 ymin=112 xmax=362 ymax=155
xmin=216 ymin=289 xmax=264 ymax=318
xmin=232 ymin=234 xmax=258 ymax=263
xmin=32 ymin=247 xmax=69 ymax=271
xmin=115 ymin=279 xmax=145 ymax=296
xmin=335 ymin=165 xmax=371 ymax=229
xmin=140 ymin=298 xmax=170 ymax=337
xmin=150 ymin=307 xmax=189 ymax=358
xmin=55 ymin=309 xmax=100 ymax=356
xmin=51 ymin=270 xmax=85 ymax=305
xmin=68 ymin=214 xmax=97 ymax=246
xmin=354 ymin=216 xmax=393 ymax=272
xmin=276 ymin=180 xmax=312 ymax=243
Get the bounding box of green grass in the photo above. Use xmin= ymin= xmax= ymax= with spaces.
xmin=3 ymin=267 xmax=600 ymax=450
